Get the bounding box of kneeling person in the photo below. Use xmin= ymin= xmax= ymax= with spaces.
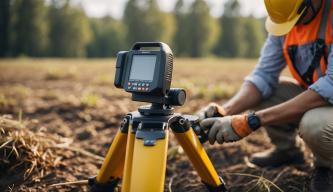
xmin=198 ymin=0 xmax=333 ymax=192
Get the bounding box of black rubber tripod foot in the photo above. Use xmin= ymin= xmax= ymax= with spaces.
xmin=88 ymin=176 xmax=119 ymax=192
xmin=203 ymin=177 xmax=228 ymax=192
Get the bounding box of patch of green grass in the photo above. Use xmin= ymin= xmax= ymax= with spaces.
xmin=0 ymin=94 xmax=16 ymax=108
xmin=188 ymin=83 xmax=239 ymax=100
xmin=93 ymin=74 xmax=113 ymax=85
xmin=209 ymin=83 xmax=239 ymax=100
xmin=10 ymin=85 xmax=31 ymax=98
xmin=0 ymin=85 xmax=31 ymax=100
xmin=59 ymin=93 xmax=102 ymax=108
xmin=196 ymin=86 xmax=207 ymax=99
xmin=81 ymin=93 xmax=101 ymax=107
xmin=0 ymin=94 xmax=8 ymax=108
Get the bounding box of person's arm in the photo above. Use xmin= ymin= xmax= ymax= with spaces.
xmin=223 ymin=35 xmax=286 ymax=115
xmin=223 ymin=81 xmax=262 ymax=115
xmin=257 ymin=89 xmax=328 ymax=126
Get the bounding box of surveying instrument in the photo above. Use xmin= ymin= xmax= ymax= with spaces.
xmin=88 ymin=42 xmax=228 ymax=192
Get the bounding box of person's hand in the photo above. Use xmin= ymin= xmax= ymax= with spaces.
xmin=196 ymin=103 xmax=226 ymax=121
xmin=200 ymin=114 xmax=253 ymax=144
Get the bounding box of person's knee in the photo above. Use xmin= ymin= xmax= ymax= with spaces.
xmin=252 ymin=77 xmax=304 ymax=111
xmin=299 ymin=107 xmax=333 ymax=148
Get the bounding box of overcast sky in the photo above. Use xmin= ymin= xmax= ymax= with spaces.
xmin=74 ymin=0 xmax=267 ymax=19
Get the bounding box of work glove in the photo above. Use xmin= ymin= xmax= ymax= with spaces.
xmin=196 ymin=103 xmax=226 ymax=121
xmin=200 ymin=114 xmax=253 ymax=145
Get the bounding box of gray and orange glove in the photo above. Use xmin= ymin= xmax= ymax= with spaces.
xmin=196 ymin=103 xmax=227 ymax=121
xmin=200 ymin=113 xmax=258 ymax=144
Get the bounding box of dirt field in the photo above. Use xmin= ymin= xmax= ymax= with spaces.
xmin=0 ymin=58 xmax=312 ymax=192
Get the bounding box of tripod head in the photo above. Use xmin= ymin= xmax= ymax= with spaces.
xmin=114 ymin=42 xmax=186 ymax=115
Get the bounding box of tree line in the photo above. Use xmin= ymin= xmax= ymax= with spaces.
xmin=0 ymin=0 xmax=267 ymax=58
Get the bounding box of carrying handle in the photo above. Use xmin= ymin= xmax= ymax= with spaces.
xmin=131 ymin=42 xmax=168 ymax=51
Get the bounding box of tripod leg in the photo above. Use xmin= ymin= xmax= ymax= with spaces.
xmin=122 ymin=124 xmax=136 ymax=192
xmin=89 ymin=117 xmax=131 ymax=192
xmin=171 ymin=118 xmax=227 ymax=192
xmin=125 ymin=129 xmax=169 ymax=192
xmin=89 ymin=128 xmax=127 ymax=191
xmin=96 ymin=126 xmax=128 ymax=182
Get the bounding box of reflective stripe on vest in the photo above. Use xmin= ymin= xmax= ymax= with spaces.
xmin=283 ymin=0 xmax=333 ymax=88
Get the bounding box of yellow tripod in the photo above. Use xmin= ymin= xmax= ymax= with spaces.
xmin=88 ymin=103 xmax=227 ymax=192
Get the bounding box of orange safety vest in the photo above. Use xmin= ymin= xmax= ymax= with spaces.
xmin=283 ymin=0 xmax=333 ymax=88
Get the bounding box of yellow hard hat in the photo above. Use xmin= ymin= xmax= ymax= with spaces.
xmin=264 ymin=0 xmax=308 ymax=36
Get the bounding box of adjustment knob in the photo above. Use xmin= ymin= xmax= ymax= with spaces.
xmin=166 ymin=88 xmax=186 ymax=106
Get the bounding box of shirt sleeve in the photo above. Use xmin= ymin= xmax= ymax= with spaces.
xmin=309 ymin=45 xmax=333 ymax=104
xmin=244 ymin=35 xmax=286 ymax=98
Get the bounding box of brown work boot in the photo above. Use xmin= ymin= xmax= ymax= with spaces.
xmin=309 ymin=167 xmax=333 ymax=192
xmin=249 ymin=147 xmax=305 ymax=168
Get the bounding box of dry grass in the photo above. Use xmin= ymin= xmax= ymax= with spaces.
xmin=225 ymin=172 xmax=284 ymax=192
xmin=0 ymin=116 xmax=103 ymax=183
xmin=0 ymin=116 xmax=69 ymax=180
